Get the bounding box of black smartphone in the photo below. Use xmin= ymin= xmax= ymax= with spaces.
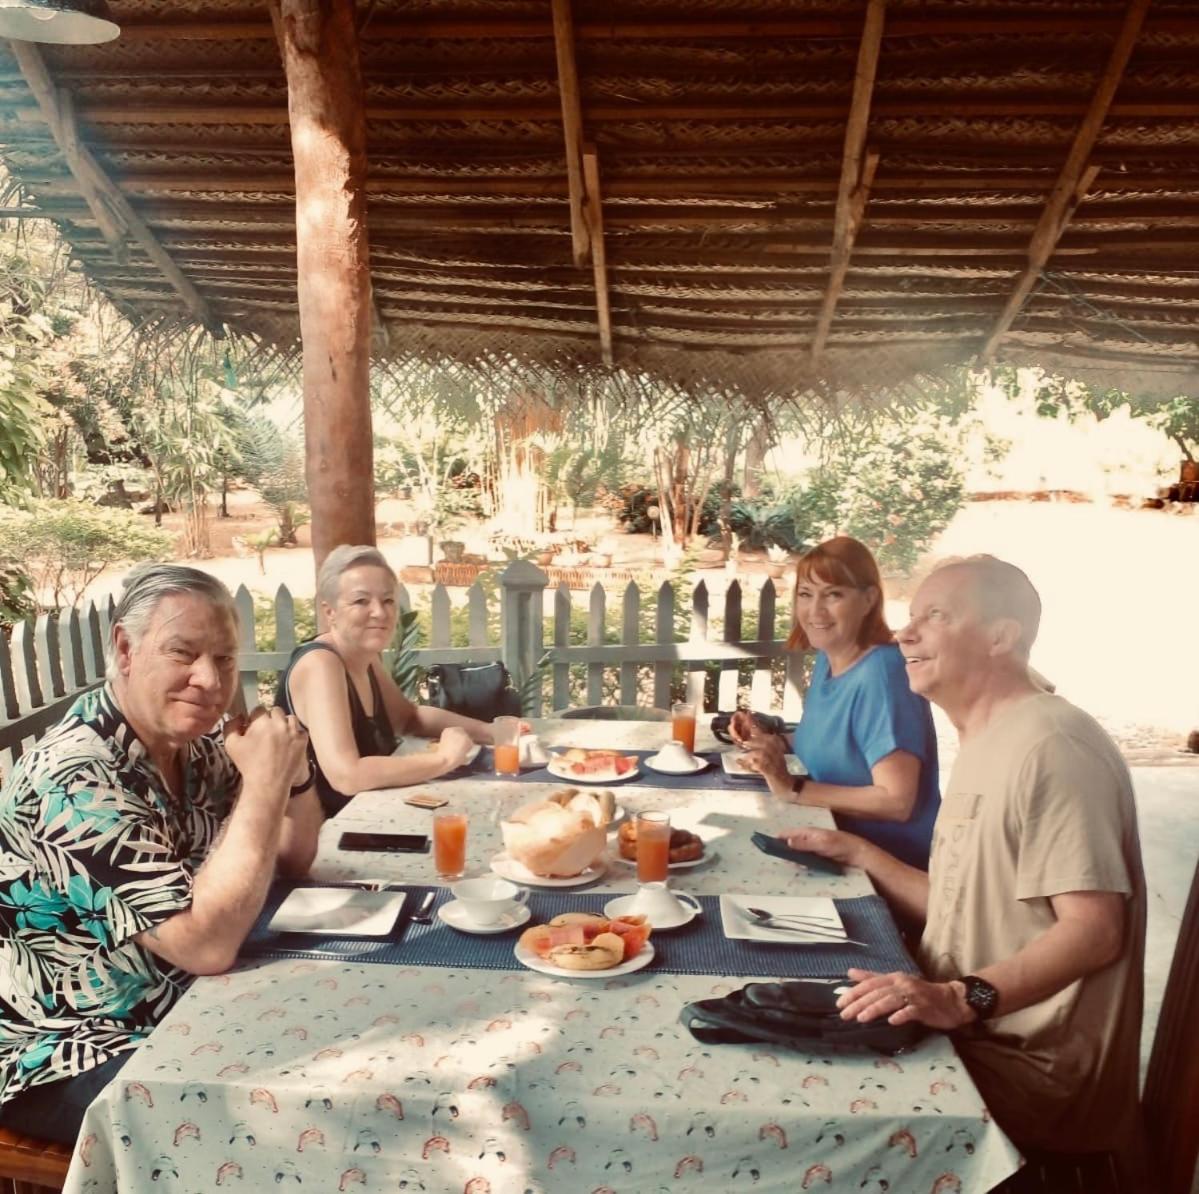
xmin=750 ymin=831 xmax=844 ymax=875
xmin=338 ymin=831 xmax=431 ymax=854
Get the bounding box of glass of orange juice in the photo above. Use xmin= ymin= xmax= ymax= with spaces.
xmin=636 ymin=810 xmax=671 ymax=885
xmin=492 ymin=715 xmax=521 ymax=777
xmin=670 ymin=701 xmax=697 ymax=753
xmin=433 ymin=807 xmax=468 ymax=880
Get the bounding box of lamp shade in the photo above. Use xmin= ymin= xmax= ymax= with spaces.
xmin=0 ymin=0 xmax=118 ymax=44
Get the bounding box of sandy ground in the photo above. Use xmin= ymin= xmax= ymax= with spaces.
xmin=87 ymin=490 xmax=1198 ymax=757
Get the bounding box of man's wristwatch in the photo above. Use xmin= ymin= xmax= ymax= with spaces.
xmin=960 ymin=974 xmax=1000 ymax=1020
xmin=789 ymin=774 xmax=807 ymax=800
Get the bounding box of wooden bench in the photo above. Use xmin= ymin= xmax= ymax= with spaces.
xmin=0 ymin=1127 xmax=71 ymax=1192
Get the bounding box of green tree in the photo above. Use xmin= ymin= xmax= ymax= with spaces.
xmin=235 ymin=415 xmax=309 ymax=545
xmin=0 ymin=500 xmax=172 ymax=612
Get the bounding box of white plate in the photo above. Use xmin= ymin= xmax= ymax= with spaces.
xmin=546 ymin=756 xmax=641 ymax=784
xmin=613 ymin=847 xmax=718 ymax=872
xmin=719 ymin=751 xmax=808 ymax=779
xmin=603 ymin=893 xmax=700 ymax=931
xmin=514 ymin=940 xmax=655 ymax=979
xmin=490 ymin=852 xmax=607 ymax=888
xmin=644 ymin=753 xmax=709 ymax=776
xmin=267 ymin=888 xmax=406 ymax=937
xmin=438 ymin=899 xmax=531 ymax=935
xmin=416 ymin=741 xmax=482 ymax=765
xmin=719 ymin=895 xmax=846 ymax=944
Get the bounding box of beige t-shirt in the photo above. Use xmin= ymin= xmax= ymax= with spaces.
xmin=918 ymin=693 xmax=1145 ymax=1156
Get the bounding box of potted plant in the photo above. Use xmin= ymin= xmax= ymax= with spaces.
xmin=765 ymin=544 xmax=791 ymax=579
xmin=439 ymin=539 xmax=466 ymax=564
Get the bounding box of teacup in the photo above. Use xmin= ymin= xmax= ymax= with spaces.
xmin=655 ymin=739 xmax=695 ymax=770
xmin=622 ymin=882 xmax=700 ymax=929
xmin=518 ymin=733 xmax=549 ymax=768
xmin=450 ymin=877 xmax=529 ymax=926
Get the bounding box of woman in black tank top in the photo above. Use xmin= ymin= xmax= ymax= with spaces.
xmin=276 ymin=545 xmax=496 ymax=816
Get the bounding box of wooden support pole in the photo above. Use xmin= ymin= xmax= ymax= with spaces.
xmin=810 ymin=0 xmax=886 ymax=363
xmin=9 ymin=40 xmax=220 ymax=327
xmin=977 ymin=0 xmax=1151 ymax=364
xmin=581 ymin=144 xmax=612 ymax=365
xmin=274 ymin=0 xmax=376 ymax=569
xmin=550 ymin=0 xmax=590 ymax=268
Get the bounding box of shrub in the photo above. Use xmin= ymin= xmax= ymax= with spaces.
xmin=782 ymin=416 xmax=966 ymax=574
xmin=0 ymin=500 xmax=173 ymax=611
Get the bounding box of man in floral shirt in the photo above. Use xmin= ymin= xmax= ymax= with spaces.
xmin=0 ymin=565 xmax=320 ymax=1144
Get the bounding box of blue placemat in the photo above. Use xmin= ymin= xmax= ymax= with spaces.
xmin=469 ymin=747 xmax=766 ymax=792
xmin=240 ymin=884 xmax=913 ymax=979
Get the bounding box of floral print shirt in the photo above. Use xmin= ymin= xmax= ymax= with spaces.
xmin=0 ymin=685 xmax=240 ymax=1103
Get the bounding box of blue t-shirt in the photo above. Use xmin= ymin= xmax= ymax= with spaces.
xmin=792 ymin=643 xmax=940 ymax=869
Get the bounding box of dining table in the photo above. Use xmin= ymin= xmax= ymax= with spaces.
xmin=62 ymin=718 xmax=1022 ymax=1194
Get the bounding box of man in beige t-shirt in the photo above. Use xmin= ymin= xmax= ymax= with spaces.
xmin=783 ymin=556 xmax=1145 ymax=1173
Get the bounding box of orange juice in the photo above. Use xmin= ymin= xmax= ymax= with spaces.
xmin=494 ymin=743 xmax=520 ymax=775
xmin=636 ymin=812 xmax=671 ymax=884
xmin=433 ymin=811 xmax=468 ymax=880
xmin=671 ymin=714 xmax=697 ymax=753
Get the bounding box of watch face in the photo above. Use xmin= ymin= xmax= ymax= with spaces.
xmin=964 ymin=976 xmax=999 ymax=1018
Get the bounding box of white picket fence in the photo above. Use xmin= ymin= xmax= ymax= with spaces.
xmin=0 ymin=561 xmax=802 ymax=770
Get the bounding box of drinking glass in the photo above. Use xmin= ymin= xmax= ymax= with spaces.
xmin=433 ymin=807 xmax=468 ymax=880
xmin=670 ymin=701 xmax=697 ymax=753
xmin=636 ymin=810 xmax=671 ymax=885
xmin=492 ymin=715 xmax=521 ymax=776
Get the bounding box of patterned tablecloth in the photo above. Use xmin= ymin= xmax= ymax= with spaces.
xmin=63 ymin=720 xmax=1022 ymax=1194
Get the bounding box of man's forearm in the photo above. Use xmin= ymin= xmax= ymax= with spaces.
xmin=853 ymin=839 xmax=930 ymax=923
xmin=970 ymin=911 xmax=1122 ymax=1019
xmin=185 ymin=785 xmax=289 ymax=956
xmin=278 ymin=787 xmax=323 ymax=879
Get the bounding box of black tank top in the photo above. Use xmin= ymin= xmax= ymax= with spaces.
xmin=276 ymin=641 xmax=398 ymax=817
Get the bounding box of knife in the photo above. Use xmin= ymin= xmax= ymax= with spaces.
xmin=747 ymin=913 xmax=867 ymax=947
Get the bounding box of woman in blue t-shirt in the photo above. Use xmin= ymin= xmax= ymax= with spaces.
xmin=734 ymin=536 xmax=940 ymax=869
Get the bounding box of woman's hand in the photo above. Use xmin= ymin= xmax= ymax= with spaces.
xmin=436 ymin=726 xmax=475 ymax=768
xmin=728 ymin=710 xmax=758 ymax=745
xmin=740 ymin=729 xmax=792 ymax=797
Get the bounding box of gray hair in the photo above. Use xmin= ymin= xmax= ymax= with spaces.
xmin=105 ymin=564 xmax=238 ymax=680
xmin=932 ymin=554 xmax=1042 ymax=656
xmin=316 ymin=544 xmax=397 ymax=608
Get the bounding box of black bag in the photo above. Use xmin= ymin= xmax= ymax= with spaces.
xmin=426 ymin=662 xmax=522 ymax=721
xmin=680 ymin=980 xmax=928 ymax=1055
xmin=710 ymin=710 xmax=790 ymax=744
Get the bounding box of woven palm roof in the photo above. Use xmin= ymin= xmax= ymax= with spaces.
xmin=2 ymin=0 xmax=1198 ymax=400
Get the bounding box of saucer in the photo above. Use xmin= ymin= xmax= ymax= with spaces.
xmin=490 ymin=853 xmax=607 ymax=888
xmin=644 ymin=753 xmax=709 ymax=776
xmin=603 ymin=892 xmax=701 ymax=931
xmin=438 ymin=899 xmax=531 ymax=935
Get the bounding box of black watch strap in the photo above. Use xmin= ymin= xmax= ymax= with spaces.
xmin=288 ymin=760 xmax=316 ymax=798
xmin=960 ymin=974 xmax=1000 ymax=1020
xmin=789 ymin=774 xmax=807 ymax=798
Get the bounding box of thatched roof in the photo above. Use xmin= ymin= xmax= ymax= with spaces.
xmin=2 ymin=0 xmax=1199 ymax=399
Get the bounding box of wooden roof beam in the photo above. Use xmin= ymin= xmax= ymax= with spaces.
xmin=811 ymin=0 xmax=886 ymax=364
xmin=111 ymin=15 xmax=1197 ymax=42
xmin=581 ymin=144 xmax=612 ymax=365
xmin=550 ymin=0 xmax=590 ymax=268
xmin=8 ymin=40 xmax=218 ymax=331
xmin=977 ymin=0 xmax=1151 ymax=365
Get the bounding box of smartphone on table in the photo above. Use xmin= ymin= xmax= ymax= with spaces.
xmin=338 ymin=831 xmax=431 ymax=854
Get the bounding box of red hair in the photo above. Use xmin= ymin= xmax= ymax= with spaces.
xmin=785 ymin=536 xmax=893 ymax=651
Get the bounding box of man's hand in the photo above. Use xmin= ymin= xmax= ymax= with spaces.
xmin=836 ymin=968 xmax=974 ymax=1030
xmin=224 ymin=706 xmax=308 ymax=800
xmin=781 ymin=826 xmax=866 ymax=868
xmin=437 ymin=726 xmax=475 ymax=767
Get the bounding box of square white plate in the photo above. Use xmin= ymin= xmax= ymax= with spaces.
xmin=720 ymin=751 xmax=808 ymax=778
xmin=719 ymin=895 xmax=845 ymax=944
xmin=267 ymin=887 xmax=406 ymax=937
